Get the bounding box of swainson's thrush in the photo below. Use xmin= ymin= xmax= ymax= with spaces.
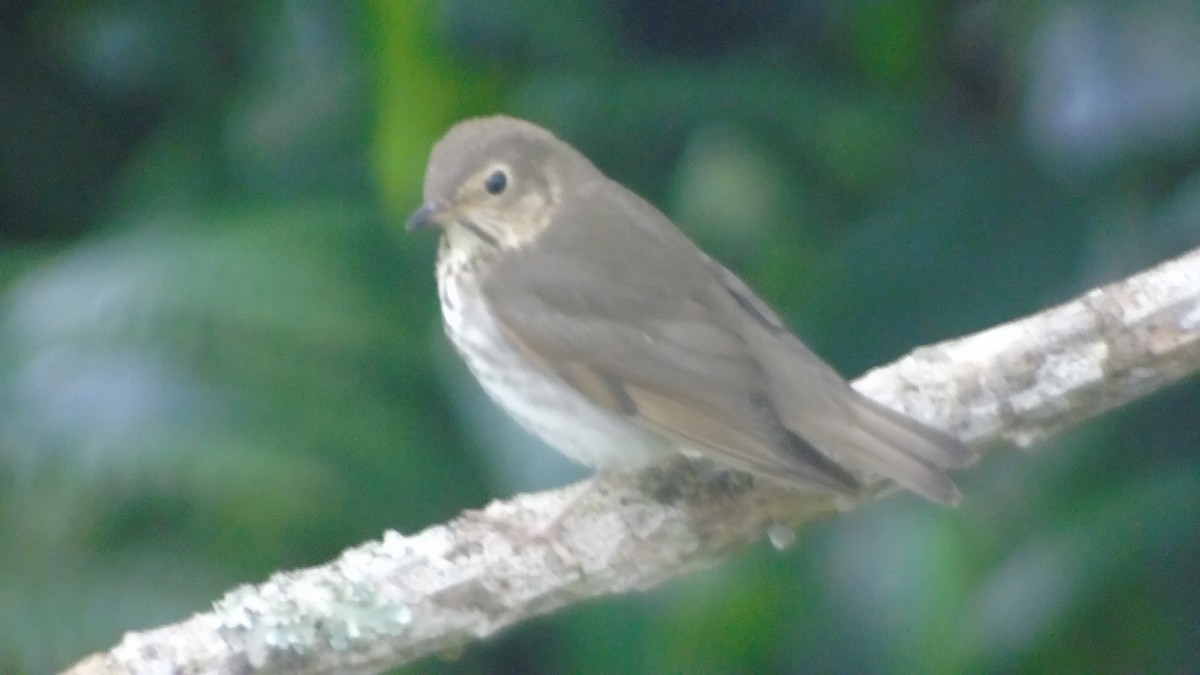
xmin=408 ymin=116 xmax=972 ymax=504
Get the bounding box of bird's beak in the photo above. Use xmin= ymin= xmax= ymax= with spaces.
xmin=405 ymin=203 xmax=443 ymax=232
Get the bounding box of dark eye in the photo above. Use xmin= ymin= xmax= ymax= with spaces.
xmin=483 ymin=170 xmax=508 ymax=195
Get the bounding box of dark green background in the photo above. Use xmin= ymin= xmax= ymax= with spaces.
xmin=2 ymin=1 xmax=1198 ymax=673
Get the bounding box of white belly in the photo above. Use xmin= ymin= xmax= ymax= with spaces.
xmin=439 ymin=266 xmax=673 ymax=469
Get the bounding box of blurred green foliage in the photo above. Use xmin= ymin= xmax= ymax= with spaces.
xmin=2 ymin=1 xmax=1199 ymax=673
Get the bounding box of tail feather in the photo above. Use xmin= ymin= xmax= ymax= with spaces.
xmin=852 ymin=396 xmax=975 ymax=468
xmin=840 ymin=397 xmax=974 ymax=505
xmin=716 ymin=263 xmax=973 ymax=504
xmin=841 ymin=428 xmax=961 ymax=504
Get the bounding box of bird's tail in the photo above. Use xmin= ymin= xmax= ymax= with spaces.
xmin=836 ymin=394 xmax=974 ymax=505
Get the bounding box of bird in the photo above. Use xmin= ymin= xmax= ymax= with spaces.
xmin=407 ymin=115 xmax=972 ymax=505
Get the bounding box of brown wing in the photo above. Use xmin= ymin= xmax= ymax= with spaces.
xmin=713 ymin=261 xmax=974 ymax=504
xmin=482 ymin=188 xmax=859 ymax=493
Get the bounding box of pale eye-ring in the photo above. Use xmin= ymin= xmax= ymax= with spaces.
xmin=483 ymin=169 xmax=508 ymax=195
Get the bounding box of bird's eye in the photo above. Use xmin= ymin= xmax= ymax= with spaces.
xmin=483 ymin=170 xmax=508 ymax=195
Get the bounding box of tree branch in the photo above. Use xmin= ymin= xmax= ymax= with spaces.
xmin=65 ymin=246 xmax=1200 ymax=675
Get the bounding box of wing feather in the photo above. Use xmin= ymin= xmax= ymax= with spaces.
xmin=484 ymin=215 xmax=860 ymax=493
xmin=473 ymin=174 xmax=966 ymax=503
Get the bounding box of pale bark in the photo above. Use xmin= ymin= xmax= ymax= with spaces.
xmin=64 ymin=246 xmax=1200 ymax=675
